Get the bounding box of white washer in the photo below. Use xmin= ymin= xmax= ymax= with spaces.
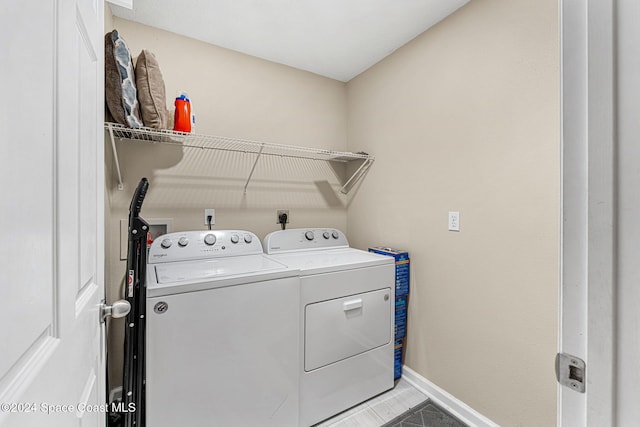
xmin=146 ymin=230 xmax=300 ymax=427
xmin=263 ymin=228 xmax=395 ymax=426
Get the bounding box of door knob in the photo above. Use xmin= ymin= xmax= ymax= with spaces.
xmin=100 ymin=300 xmax=131 ymax=322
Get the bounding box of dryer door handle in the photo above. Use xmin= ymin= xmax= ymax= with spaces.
xmin=343 ymin=298 xmax=363 ymax=311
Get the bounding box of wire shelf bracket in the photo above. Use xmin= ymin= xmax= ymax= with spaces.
xmin=244 ymin=143 xmax=265 ymax=194
xmin=107 ymin=123 xmax=124 ymax=191
xmin=105 ymin=122 xmax=374 ymax=193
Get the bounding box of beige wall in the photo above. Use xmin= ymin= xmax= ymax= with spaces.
xmin=104 ymin=3 xmax=113 ymax=31
xmin=105 ymin=14 xmax=348 ymax=387
xmin=346 ymin=1 xmax=559 ymax=426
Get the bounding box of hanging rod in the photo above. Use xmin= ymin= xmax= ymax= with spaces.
xmin=105 ymin=122 xmax=374 ymax=193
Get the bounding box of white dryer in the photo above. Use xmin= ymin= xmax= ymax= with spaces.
xmin=263 ymin=228 xmax=395 ymax=426
xmin=145 ymin=230 xmax=300 ymax=427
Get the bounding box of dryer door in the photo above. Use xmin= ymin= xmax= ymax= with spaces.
xmin=305 ymin=287 xmax=392 ymax=371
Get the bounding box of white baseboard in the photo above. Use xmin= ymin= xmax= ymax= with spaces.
xmin=402 ymin=366 xmax=500 ymax=427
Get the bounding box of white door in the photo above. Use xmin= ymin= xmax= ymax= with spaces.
xmin=559 ymin=0 xmax=631 ymax=425
xmin=611 ymin=1 xmax=640 ymax=424
xmin=0 ymin=1 xmax=105 ymax=426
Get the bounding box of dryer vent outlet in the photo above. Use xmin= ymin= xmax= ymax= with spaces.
xmin=277 ymin=210 xmax=290 ymax=224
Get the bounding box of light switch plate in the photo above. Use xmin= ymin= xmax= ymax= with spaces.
xmin=448 ymin=211 xmax=460 ymax=231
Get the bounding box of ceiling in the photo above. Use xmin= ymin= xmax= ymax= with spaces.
xmin=110 ymin=0 xmax=470 ymax=82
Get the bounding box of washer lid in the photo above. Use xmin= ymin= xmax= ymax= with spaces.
xmin=149 ymin=254 xmax=297 ymax=297
xmin=269 ymin=248 xmax=393 ymax=275
xmin=156 ymin=254 xmax=289 ymax=283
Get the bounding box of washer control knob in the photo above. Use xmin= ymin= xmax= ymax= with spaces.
xmin=332 ymin=231 xmax=339 ymax=239
xmin=178 ymin=237 xmax=189 ymax=247
xmin=323 ymin=232 xmax=330 ymax=239
xmin=305 ymin=231 xmax=315 ymax=241
xmin=230 ymin=234 xmax=240 ymax=244
xmin=244 ymin=234 xmax=253 ymax=244
xmin=204 ymin=233 xmax=216 ymax=246
xmin=160 ymin=238 xmax=172 ymax=249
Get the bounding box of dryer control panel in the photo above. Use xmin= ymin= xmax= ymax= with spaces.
xmin=263 ymin=228 xmax=349 ymax=254
xmin=148 ymin=230 xmax=263 ymax=263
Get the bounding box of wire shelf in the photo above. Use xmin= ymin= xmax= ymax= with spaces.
xmin=105 ymin=122 xmax=374 ymax=193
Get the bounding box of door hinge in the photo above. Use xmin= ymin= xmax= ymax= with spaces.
xmin=556 ymin=352 xmax=586 ymax=393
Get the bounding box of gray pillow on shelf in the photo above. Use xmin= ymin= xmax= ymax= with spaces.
xmin=105 ymin=30 xmax=143 ymax=128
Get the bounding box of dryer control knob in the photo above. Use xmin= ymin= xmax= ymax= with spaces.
xmin=204 ymin=233 xmax=216 ymax=246
xmin=178 ymin=237 xmax=189 ymax=247
xmin=230 ymin=234 xmax=239 ymax=244
xmin=305 ymin=231 xmax=315 ymax=241
xmin=244 ymin=234 xmax=253 ymax=244
xmin=331 ymin=231 xmax=339 ymax=239
xmin=323 ymin=232 xmax=330 ymax=239
xmin=160 ymin=238 xmax=172 ymax=249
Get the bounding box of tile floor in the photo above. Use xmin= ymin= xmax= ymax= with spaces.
xmin=314 ymin=377 xmax=430 ymax=427
xmin=381 ymin=400 xmax=468 ymax=427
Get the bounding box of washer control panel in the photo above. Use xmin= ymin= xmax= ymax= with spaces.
xmin=149 ymin=230 xmax=263 ymax=263
xmin=262 ymin=228 xmax=349 ymax=254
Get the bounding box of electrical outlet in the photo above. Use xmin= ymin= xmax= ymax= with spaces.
xmin=448 ymin=211 xmax=460 ymax=231
xmin=204 ymin=209 xmax=215 ymax=226
xmin=276 ymin=209 xmax=290 ymax=224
